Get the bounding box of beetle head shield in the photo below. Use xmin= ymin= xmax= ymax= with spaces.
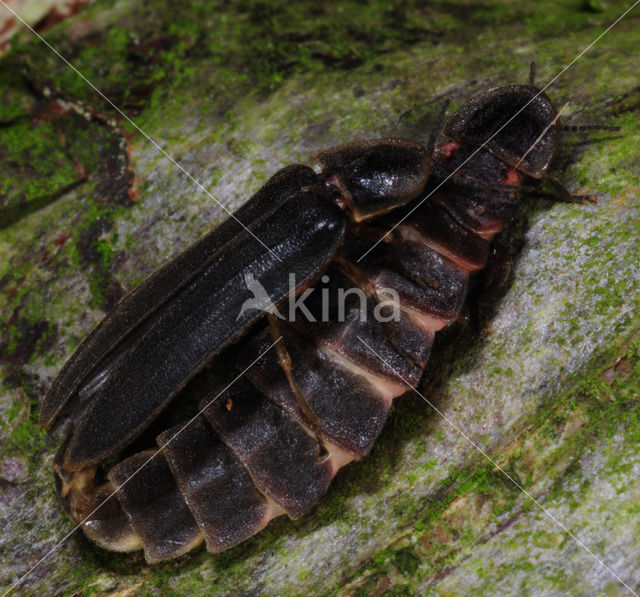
xmin=444 ymin=85 xmax=558 ymax=178
xmin=313 ymin=138 xmax=431 ymax=222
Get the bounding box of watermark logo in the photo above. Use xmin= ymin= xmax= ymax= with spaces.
xmin=238 ymin=273 xmax=400 ymax=323
xmin=237 ymin=273 xmax=285 ymax=320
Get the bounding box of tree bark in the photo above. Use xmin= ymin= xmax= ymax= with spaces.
xmin=1 ymin=0 xmax=639 ymax=594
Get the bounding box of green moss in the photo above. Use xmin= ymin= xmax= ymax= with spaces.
xmin=5 ymin=418 xmax=48 ymax=460
xmin=338 ymin=328 xmax=640 ymax=593
xmin=0 ymin=118 xmax=81 ymax=222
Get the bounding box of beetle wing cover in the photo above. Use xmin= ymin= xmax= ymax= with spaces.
xmin=40 ymin=165 xmax=319 ymax=430
xmin=45 ymin=173 xmax=346 ymax=471
xmin=61 ymin=187 xmax=345 ymax=470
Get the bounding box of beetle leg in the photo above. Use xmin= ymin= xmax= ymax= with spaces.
xmin=330 ymin=255 xmax=433 ymax=366
xmin=544 ymin=175 xmax=597 ymax=204
xmin=239 ymin=305 xmax=401 ymax=460
xmin=430 ymin=162 xmax=540 ymax=195
xmin=425 ymin=99 xmax=451 ymax=158
xmin=267 ymin=313 xmax=329 ymax=460
xmin=471 ymin=238 xmax=519 ymax=333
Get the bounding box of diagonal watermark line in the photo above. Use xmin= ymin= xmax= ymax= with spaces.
xmin=0 ymin=0 xmax=283 ymax=263
xmin=357 ymin=0 xmax=640 ymax=263
xmin=2 ymin=336 xmax=282 ymax=597
xmin=357 ymin=336 xmax=639 ymax=597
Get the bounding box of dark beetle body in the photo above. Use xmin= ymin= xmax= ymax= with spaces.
xmin=42 ymin=84 xmax=580 ymax=563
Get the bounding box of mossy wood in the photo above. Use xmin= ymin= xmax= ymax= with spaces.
xmin=1 ymin=0 xmax=639 ymax=595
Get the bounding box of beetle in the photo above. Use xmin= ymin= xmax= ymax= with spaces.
xmin=41 ymin=77 xmax=600 ymax=564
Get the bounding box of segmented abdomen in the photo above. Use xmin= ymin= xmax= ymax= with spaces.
xmin=70 ymin=140 xmax=520 ymax=564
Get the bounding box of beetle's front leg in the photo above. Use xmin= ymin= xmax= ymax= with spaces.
xmin=472 ymin=239 xmax=519 ymax=333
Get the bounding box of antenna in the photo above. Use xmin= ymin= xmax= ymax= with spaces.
xmin=562 ymin=124 xmax=621 ymax=132
xmin=529 ymin=61 xmax=537 ymax=86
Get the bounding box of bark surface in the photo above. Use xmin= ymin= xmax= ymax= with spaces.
xmin=1 ymin=0 xmax=639 ymax=594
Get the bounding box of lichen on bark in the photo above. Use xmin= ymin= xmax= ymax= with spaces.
xmin=1 ymin=0 xmax=639 ymax=595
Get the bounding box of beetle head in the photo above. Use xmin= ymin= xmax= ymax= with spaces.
xmin=444 ymin=85 xmax=558 ymax=179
